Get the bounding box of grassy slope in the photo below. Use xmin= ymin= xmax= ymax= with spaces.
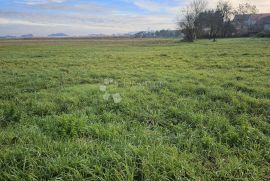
xmin=0 ymin=38 xmax=269 ymax=180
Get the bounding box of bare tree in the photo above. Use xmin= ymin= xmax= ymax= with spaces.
xmin=217 ymin=0 xmax=235 ymax=37
xmin=235 ymin=2 xmax=258 ymax=15
xmin=217 ymin=0 xmax=234 ymax=21
xmin=178 ymin=0 xmax=207 ymax=42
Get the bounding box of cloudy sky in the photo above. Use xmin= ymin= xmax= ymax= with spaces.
xmin=0 ymin=0 xmax=270 ymax=36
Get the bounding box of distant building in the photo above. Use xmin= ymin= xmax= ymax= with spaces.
xmin=233 ymin=13 xmax=270 ymax=35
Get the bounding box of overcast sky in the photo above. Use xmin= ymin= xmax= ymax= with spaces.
xmin=0 ymin=0 xmax=270 ymax=36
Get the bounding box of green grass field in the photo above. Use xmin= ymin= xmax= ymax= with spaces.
xmin=0 ymin=38 xmax=270 ymax=180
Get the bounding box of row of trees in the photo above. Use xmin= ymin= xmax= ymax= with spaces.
xmin=133 ymin=30 xmax=182 ymax=38
xmin=178 ymin=0 xmax=258 ymax=42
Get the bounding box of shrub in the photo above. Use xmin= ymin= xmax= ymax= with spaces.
xmin=256 ymin=32 xmax=270 ymax=38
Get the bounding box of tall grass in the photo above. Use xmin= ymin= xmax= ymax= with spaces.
xmin=0 ymin=38 xmax=269 ymax=180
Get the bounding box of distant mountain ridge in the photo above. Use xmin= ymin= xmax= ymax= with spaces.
xmin=21 ymin=34 xmax=34 ymax=38
xmin=48 ymin=33 xmax=68 ymax=37
xmin=0 ymin=30 xmax=183 ymax=39
xmin=0 ymin=35 xmax=17 ymax=39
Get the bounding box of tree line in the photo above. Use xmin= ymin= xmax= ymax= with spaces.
xmin=178 ymin=0 xmax=258 ymax=42
xmin=133 ymin=30 xmax=182 ymax=38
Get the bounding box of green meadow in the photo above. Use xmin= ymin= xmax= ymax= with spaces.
xmin=0 ymin=38 xmax=269 ymax=180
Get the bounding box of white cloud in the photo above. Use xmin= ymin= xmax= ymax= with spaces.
xmin=193 ymin=0 xmax=270 ymax=13
xmin=129 ymin=0 xmax=185 ymax=14
xmin=0 ymin=18 xmax=48 ymax=26
xmin=132 ymin=0 xmax=167 ymax=12
xmin=2 ymin=0 xmax=270 ymax=36
xmin=131 ymin=0 xmax=270 ymax=14
xmin=27 ymin=2 xmax=115 ymax=14
xmin=0 ymin=11 xmax=175 ymax=36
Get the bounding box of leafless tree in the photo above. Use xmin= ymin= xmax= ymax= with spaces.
xmin=178 ymin=0 xmax=207 ymax=42
xmin=235 ymin=2 xmax=258 ymax=15
xmin=217 ymin=0 xmax=234 ymax=21
xmin=216 ymin=0 xmax=235 ymax=37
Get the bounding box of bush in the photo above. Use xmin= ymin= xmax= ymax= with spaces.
xmin=256 ymin=32 xmax=270 ymax=38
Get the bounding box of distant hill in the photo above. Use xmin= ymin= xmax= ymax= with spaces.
xmin=0 ymin=35 xmax=17 ymax=39
xmin=88 ymin=34 xmax=107 ymax=37
xmin=48 ymin=33 xmax=68 ymax=37
xmin=21 ymin=34 xmax=34 ymax=38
